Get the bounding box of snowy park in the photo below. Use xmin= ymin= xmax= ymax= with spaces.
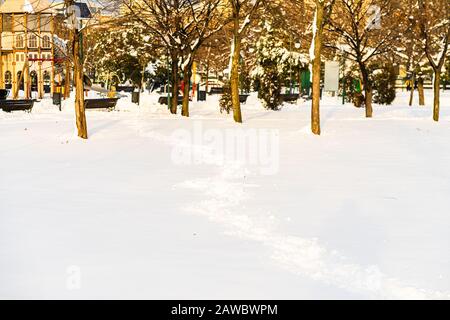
xmin=0 ymin=0 xmax=449 ymax=302
xmin=1 ymin=91 xmax=450 ymax=299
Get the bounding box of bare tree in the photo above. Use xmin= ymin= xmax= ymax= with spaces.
xmin=310 ymin=0 xmax=335 ymax=135
xmin=399 ymin=3 xmax=427 ymax=107
xmin=228 ymin=0 xmax=263 ymax=123
xmin=177 ymin=0 xmax=224 ymax=117
xmin=64 ymin=0 xmax=87 ymax=139
xmin=327 ymin=0 xmax=401 ymax=118
xmin=124 ymin=0 xmax=225 ymax=116
xmin=123 ymin=0 xmax=186 ymax=114
xmin=418 ymin=0 xmax=449 ymax=121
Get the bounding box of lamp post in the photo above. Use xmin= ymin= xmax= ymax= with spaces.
xmin=294 ymin=41 xmax=301 ymax=94
xmin=289 ymin=35 xmax=301 ymax=94
xmin=167 ymin=51 xmax=171 ymax=109
xmin=290 ymin=34 xmax=293 ymax=94
xmin=341 ymin=52 xmax=347 ymax=105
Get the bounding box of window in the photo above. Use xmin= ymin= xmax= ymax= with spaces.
xmin=40 ymin=15 xmax=52 ymax=32
xmin=28 ymin=35 xmax=37 ymax=48
xmin=13 ymin=15 xmax=24 ymax=32
xmin=16 ymin=35 xmax=24 ymax=48
xmin=43 ymin=71 xmax=50 ymax=85
xmin=27 ymin=15 xmax=39 ymax=31
xmin=2 ymin=14 xmax=12 ymax=32
xmin=42 ymin=35 xmax=51 ymax=48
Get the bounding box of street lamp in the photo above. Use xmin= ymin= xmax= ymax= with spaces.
xmin=290 ymin=35 xmax=293 ymax=94
xmin=290 ymin=36 xmax=301 ymax=94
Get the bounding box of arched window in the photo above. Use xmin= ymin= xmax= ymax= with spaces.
xmin=16 ymin=35 xmax=24 ymax=48
xmin=28 ymin=34 xmax=37 ymax=48
xmin=42 ymin=35 xmax=51 ymax=48
xmin=43 ymin=71 xmax=50 ymax=85
xmin=5 ymin=71 xmax=12 ymax=84
xmin=30 ymin=71 xmax=38 ymax=92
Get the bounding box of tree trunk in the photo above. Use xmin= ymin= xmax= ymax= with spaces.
xmin=298 ymin=68 xmax=303 ymax=95
xmin=25 ymin=63 xmax=31 ymax=99
xmin=418 ymin=77 xmax=425 ymax=106
xmin=360 ymin=63 xmax=373 ymax=118
xmin=311 ymin=4 xmax=324 ymax=135
xmin=205 ymin=61 xmax=209 ymax=95
xmin=170 ymin=58 xmax=179 ymax=114
xmin=65 ymin=60 xmax=71 ymax=99
xmin=230 ymin=18 xmax=242 ymax=123
xmin=74 ymin=31 xmax=88 ymax=139
xmin=182 ymin=62 xmax=192 ymax=117
xmin=433 ymin=71 xmax=440 ymax=121
xmin=408 ymin=74 xmax=415 ymax=106
xmin=365 ymin=87 xmax=373 ymax=118
xmin=140 ymin=64 xmax=146 ymax=92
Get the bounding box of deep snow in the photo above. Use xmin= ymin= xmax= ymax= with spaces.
xmin=0 ymin=90 xmax=449 ymax=299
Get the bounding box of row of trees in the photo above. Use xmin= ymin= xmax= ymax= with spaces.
xmin=312 ymin=0 xmax=449 ymax=134
xmin=53 ymin=0 xmax=449 ymax=139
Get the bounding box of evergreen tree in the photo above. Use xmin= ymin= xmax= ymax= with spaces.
xmin=256 ymin=25 xmax=282 ymax=110
xmin=253 ymin=21 xmax=308 ymax=110
xmin=372 ymin=64 xmax=397 ymax=105
xmin=219 ymin=80 xmax=233 ymax=114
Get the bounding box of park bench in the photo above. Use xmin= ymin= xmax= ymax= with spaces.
xmin=0 ymin=99 xmax=35 ymax=112
xmin=158 ymin=96 xmax=183 ymax=105
xmin=0 ymin=89 xmax=9 ymax=100
xmin=116 ymin=86 xmax=136 ymax=93
xmin=280 ymin=93 xmax=299 ymax=103
xmin=84 ymin=98 xmax=119 ymax=111
xmin=239 ymin=94 xmax=250 ymax=104
xmin=209 ymin=87 xmax=224 ymax=95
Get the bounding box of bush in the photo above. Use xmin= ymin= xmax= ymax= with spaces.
xmin=240 ymin=68 xmax=251 ymax=94
xmin=259 ymin=62 xmax=282 ymax=110
xmin=352 ymin=92 xmax=365 ymax=108
xmin=219 ymin=81 xmax=233 ymax=114
xmin=373 ymin=65 xmax=396 ymax=105
xmin=340 ymin=74 xmax=365 ymax=108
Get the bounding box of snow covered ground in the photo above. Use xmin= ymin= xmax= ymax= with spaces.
xmin=1 ymin=90 xmax=450 ymax=299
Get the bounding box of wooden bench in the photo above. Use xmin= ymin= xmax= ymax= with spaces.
xmin=280 ymin=93 xmax=300 ymax=103
xmin=239 ymin=94 xmax=250 ymax=104
xmin=116 ymin=86 xmax=136 ymax=93
xmin=0 ymin=99 xmax=34 ymax=112
xmin=158 ymin=96 xmax=183 ymax=105
xmin=85 ymin=98 xmax=119 ymax=110
xmin=209 ymin=87 xmax=224 ymax=95
xmin=0 ymin=89 xmax=9 ymax=100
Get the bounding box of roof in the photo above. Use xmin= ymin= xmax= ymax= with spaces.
xmin=0 ymin=0 xmax=54 ymax=14
xmin=74 ymin=2 xmax=92 ymax=19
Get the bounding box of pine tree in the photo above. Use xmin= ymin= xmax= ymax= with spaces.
xmin=372 ymin=64 xmax=396 ymax=105
xmin=255 ymin=24 xmax=284 ymax=110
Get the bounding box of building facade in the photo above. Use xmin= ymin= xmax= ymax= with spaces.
xmin=0 ymin=0 xmax=57 ymax=98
